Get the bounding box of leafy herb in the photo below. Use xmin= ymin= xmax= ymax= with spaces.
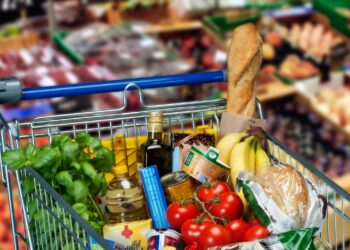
xmin=2 ymin=132 xmax=115 ymax=248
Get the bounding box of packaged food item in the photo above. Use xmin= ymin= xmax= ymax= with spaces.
xmin=237 ymin=164 xmax=326 ymax=234
xmin=182 ymin=146 xmax=229 ymax=183
xmin=146 ymin=229 xmax=182 ymax=250
xmin=173 ymin=133 xmax=216 ymax=169
xmin=139 ymin=165 xmax=170 ymax=228
xmin=105 ymin=175 xmax=148 ymax=223
xmin=208 ymin=228 xmax=331 ymax=250
xmin=103 ymin=219 xmax=152 ymax=250
xmin=161 ymin=171 xmax=196 ymax=204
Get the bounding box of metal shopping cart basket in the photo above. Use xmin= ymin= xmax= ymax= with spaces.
xmin=0 ymin=70 xmax=350 ymax=250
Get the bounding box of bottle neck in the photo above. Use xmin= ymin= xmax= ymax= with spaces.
xmin=148 ymin=123 xmax=163 ymax=142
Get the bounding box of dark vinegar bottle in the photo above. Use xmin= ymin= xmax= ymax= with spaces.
xmin=139 ymin=112 xmax=172 ymax=177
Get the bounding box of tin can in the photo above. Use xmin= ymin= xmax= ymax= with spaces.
xmin=161 ymin=171 xmax=195 ymax=204
xmin=182 ymin=146 xmax=229 ymax=183
xmin=146 ymin=229 xmax=181 ymax=250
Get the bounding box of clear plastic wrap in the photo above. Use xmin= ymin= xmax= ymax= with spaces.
xmin=237 ymin=164 xmax=326 ymax=234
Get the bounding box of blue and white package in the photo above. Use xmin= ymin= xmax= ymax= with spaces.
xmin=139 ymin=165 xmax=170 ymax=229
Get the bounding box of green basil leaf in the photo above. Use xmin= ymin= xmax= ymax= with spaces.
xmin=89 ymin=147 xmax=114 ymax=172
xmin=81 ymin=162 xmax=97 ymax=180
xmin=24 ymin=144 xmax=38 ymax=160
xmin=23 ymin=176 xmax=34 ymax=195
xmin=2 ymin=150 xmax=27 ymax=170
xmin=51 ymin=134 xmax=71 ymax=148
xmin=100 ymin=173 xmax=107 ymax=196
xmin=28 ymin=199 xmax=37 ymax=217
xmin=75 ymin=132 xmax=90 ymax=148
xmin=72 ymin=203 xmax=89 ymax=221
xmin=61 ymin=194 xmax=74 ymax=204
xmin=32 ymin=146 xmax=57 ymax=170
xmin=61 ymin=140 xmax=80 ymax=167
xmin=70 ymin=162 xmax=81 ymax=171
xmin=91 ymin=173 xmax=102 ymax=195
xmin=68 ymin=179 xmax=89 ymax=202
xmin=55 ymin=171 xmax=74 ymax=190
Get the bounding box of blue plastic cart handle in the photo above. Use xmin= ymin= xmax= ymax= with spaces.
xmin=22 ymin=70 xmax=227 ymax=100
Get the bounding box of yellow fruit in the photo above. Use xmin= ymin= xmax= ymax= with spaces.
xmin=255 ymin=141 xmax=270 ymax=175
xmin=216 ymin=132 xmax=246 ymax=165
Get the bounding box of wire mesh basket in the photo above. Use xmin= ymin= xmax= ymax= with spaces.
xmin=0 ymin=79 xmax=350 ymax=250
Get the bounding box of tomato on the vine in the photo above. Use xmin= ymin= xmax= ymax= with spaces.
xmin=248 ymin=219 xmax=262 ymax=228
xmin=197 ymin=181 xmax=230 ymax=203
xmin=243 ymin=225 xmax=270 ymax=242
xmin=199 ymin=224 xmax=233 ymax=250
xmin=181 ymin=217 xmax=213 ymax=245
xmin=225 ymin=219 xmax=250 ymax=243
xmin=207 ymin=192 xmax=244 ymax=221
xmin=166 ymin=203 xmax=200 ymax=230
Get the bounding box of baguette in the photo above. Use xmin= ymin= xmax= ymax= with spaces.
xmin=226 ymin=23 xmax=263 ymax=117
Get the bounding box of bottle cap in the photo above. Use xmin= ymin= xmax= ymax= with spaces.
xmin=148 ymin=112 xmax=163 ymax=123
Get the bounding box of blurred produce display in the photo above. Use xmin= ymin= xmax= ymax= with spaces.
xmin=266 ymin=97 xmax=350 ymax=179
xmin=311 ymin=87 xmax=350 ymax=132
xmin=63 ymin=23 xmax=192 ymax=78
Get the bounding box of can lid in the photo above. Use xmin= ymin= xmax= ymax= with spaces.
xmin=161 ymin=171 xmax=189 ymax=186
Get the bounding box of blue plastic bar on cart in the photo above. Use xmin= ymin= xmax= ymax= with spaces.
xmin=22 ymin=70 xmax=227 ymax=100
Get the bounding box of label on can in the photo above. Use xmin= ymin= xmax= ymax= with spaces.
xmin=182 ymin=146 xmax=229 ymax=183
xmin=161 ymin=171 xmax=195 ymax=204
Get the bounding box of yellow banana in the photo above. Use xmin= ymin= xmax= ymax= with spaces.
xmin=255 ymin=141 xmax=270 ymax=175
xmin=249 ymin=140 xmax=257 ymax=175
xmin=216 ymin=132 xmax=246 ymax=165
xmin=230 ymin=136 xmax=255 ymax=190
xmin=230 ymin=136 xmax=257 ymax=217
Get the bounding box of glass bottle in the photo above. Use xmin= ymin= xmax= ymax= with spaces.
xmin=105 ymin=174 xmax=148 ymax=223
xmin=139 ymin=112 xmax=172 ymax=177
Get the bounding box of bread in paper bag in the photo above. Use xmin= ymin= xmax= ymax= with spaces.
xmin=237 ymin=164 xmax=326 ymax=234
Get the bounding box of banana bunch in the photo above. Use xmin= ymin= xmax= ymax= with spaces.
xmin=216 ymin=131 xmax=270 ymax=217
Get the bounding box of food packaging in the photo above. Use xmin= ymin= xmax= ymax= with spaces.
xmin=182 ymin=146 xmax=229 ymax=183
xmin=146 ymin=229 xmax=182 ymax=250
xmin=173 ymin=133 xmax=216 ymax=171
xmin=219 ymin=112 xmax=266 ymax=139
xmin=208 ymin=228 xmax=331 ymax=250
xmin=237 ymin=164 xmax=326 ymax=234
xmin=139 ymin=165 xmax=170 ymax=229
xmin=103 ymin=219 xmax=152 ymax=249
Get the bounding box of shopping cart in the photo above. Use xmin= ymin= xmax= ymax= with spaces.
xmin=0 ymin=70 xmax=349 ymax=250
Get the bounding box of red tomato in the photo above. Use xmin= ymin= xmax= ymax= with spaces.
xmin=184 ymin=241 xmax=199 ymax=250
xmin=207 ymin=192 xmax=244 ymax=221
xmin=226 ymin=219 xmax=250 ymax=243
xmin=197 ymin=181 xmax=230 ymax=203
xmin=199 ymin=224 xmax=233 ymax=250
xmin=166 ymin=203 xmax=200 ymax=230
xmin=181 ymin=217 xmax=213 ymax=245
xmin=248 ymin=219 xmax=262 ymax=228
xmin=243 ymin=225 xmax=270 ymax=242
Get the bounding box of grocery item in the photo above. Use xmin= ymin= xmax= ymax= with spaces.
xmin=166 ymin=202 xmax=200 ymax=230
xmin=182 ymin=146 xmax=229 ymax=183
xmin=139 ymin=165 xmax=170 ymax=229
xmin=237 ymin=164 xmax=326 ymax=234
xmin=146 ymin=229 xmax=182 ymax=250
xmin=226 ymin=23 xmax=262 ymax=117
xmin=139 ymin=112 xmax=172 ymax=177
xmin=286 ymin=22 xmax=345 ymax=59
xmin=278 ymin=54 xmax=319 ymax=80
xmin=173 ymin=133 xmax=216 ymax=169
xmin=103 ymin=219 xmax=152 ymax=249
xmin=105 ymin=175 xmax=148 ymax=223
xmin=208 ymin=228 xmax=331 ymax=250
xmin=216 ymin=132 xmax=246 ymax=165
xmin=161 ymin=171 xmax=196 ymax=204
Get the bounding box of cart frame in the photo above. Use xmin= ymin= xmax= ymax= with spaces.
xmin=0 ymin=71 xmax=349 ymax=250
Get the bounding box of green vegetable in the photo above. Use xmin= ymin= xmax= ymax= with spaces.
xmin=2 ymin=132 xmax=115 ymax=248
